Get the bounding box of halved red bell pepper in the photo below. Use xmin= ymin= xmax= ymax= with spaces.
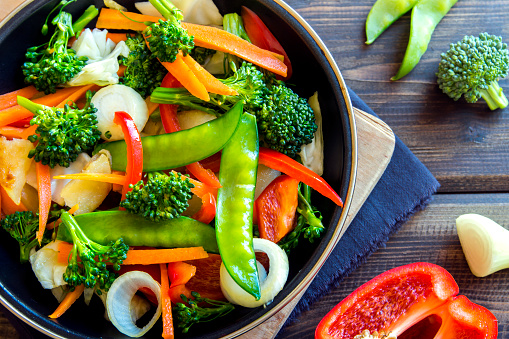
xmin=254 ymin=175 xmax=299 ymax=243
xmin=316 ymin=262 xmax=497 ymax=339
xmin=160 ymin=72 xmax=221 ymax=189
xmin=113 ymin=111 xmax=143 ymax=201
xmin=241 ymin=6 xmax=293 ymax=80
xmin=258 ymin=147 xmax=343 ymax=207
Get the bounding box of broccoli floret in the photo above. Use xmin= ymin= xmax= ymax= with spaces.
xmin=437 ymin=32 xmax=509 ymax=110
xmin=0 ymin=211 xmax=51 ymax=263
xmin=143 ymin=0 xmax=194 ymax=63
xmin=174 ymin=291 xmax=235 ymax=333
xmin=60 ymin=211 xmax=128 ymax=291
xmin=22 ymin=1 xmax=98 ymax=94
xmin=278 ymin=184 xmax=325 ymax=253
xmin=257 ymin=80 xmax=316 ymax=157
xmin=17 ymin=91 xmax=102 ymax=168
xmin=151 ymin=62 xmax=317 ymax=158
xmin=120 ymin=171 xmax=195 ymax=222
xmin=120 ymin=33 xmax=167 ymax=98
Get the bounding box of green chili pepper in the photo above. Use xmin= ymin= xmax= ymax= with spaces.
xmin=94 ymin=102 xmax=243 ymax=172
xmin=391 ymin=0 xmax=458 ymax=80
xmin=56 ymin=211 xmax=219 ymax=253
xmin=216 ymin=111 xmax=261 ymax=300
xmin=365 ymin=0 xmax=419 ymax=45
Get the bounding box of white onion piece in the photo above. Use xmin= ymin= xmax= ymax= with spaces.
xmin=456 ymin=214 xmax=509 ymax=277
xmin=220 ymin=238 xmax=289 ymax=308
xmin=91 ymin=84 xmax=149 ymax=141
xmin=106 ymin=271 xmax=161 ymax=337
xmin=299 ymin=92 xmax=324 ymax=176
xmin=254 ymin=165 xmax=281 ymax=200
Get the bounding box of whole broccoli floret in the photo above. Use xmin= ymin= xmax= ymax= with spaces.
xmin=60 ymin=211 xmax=128 ymax=291
xmin=17 ymin=91 xmax=102 ymax=168
xmin=174 ymin=291 xmax=235 ymax=333
xmin=22 ymin=1 xmax=98 ymax=94
xmin=150 ymin=62 xmax=317 ymax=158
xmin=120 ymin=171 xmax=195 ymax=221
xmin=0 ymin=211 xmax=51 ymax=263
xmin=257 ymin=80 xmax=316 ymax=157
xmin=120 ymin=33 xmax=167 ymax=98
xmin=143 ymin=0 xmax=194 ymax=63
xmin=437 ymin=32 xmax=509 ymax=110
xmin=278 ymin=184 xmax=325 ymax=253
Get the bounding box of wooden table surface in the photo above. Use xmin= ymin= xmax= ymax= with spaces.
xmin=1 ymin=0 xmax=509 ymax=338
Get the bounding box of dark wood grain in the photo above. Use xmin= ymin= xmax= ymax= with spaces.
xmin=285 ymin=0 xmax=509 ymax=193
xmin=278 ymin=194 xmax=509 ymax=338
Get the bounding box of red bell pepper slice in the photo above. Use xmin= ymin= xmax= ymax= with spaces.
xmin=241 ymin=6 xmax=293 ymax=80
xmin=167 ymin=261 xmax=196 ymax=288
xmin=113 ymin=111 xmax=143 ymax=200
xmin=160 ymin=72 xmax=222 ymax=189
xmin=316 ymin=262 xmax=497 ymax=339
xmin=191 ymin=192 xmax=217 ymax=224
xmin=254 ymin=175 xmax=299 ymax=243
xmin=258 ymin=147 xmax=343 ymax=207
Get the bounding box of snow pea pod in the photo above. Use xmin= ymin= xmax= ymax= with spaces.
xmin=216 ymin=111 xmax=261 ymax=300
xmin=56 ymin=211 xmax=219 ymax=253
xmin=392 ymin=0 xmax=458 ymax=80
xmin=94 ymin=102 xmax=243 ymax=172
xmin=365 ymin=0 xmax=419 ymax=45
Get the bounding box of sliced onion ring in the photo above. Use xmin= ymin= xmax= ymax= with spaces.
xmin=220 ymin=238 xmax=289 ymax=308
xmin=106 ymin=271 xmax=161 ymax=337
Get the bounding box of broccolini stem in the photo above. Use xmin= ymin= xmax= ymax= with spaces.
xmin=479 ymin=81 xmax=509 ymax=110
xmin=296 ymin=186 xmax=324 ymax=230
xmin=149 ymin=0 xmax=183 ymax=24
xmin=72 ymin=5 xmax=99 ymax=34
xmin=17 ymin=95 xmax=46 ymax=115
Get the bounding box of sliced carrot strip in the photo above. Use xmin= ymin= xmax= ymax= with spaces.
xmin=118 ymin=64 xmax=127 ymax=77
xmin=48 ymin=284 xmax=85 ymax=319
xmin=0 ymin=86 xmax=40 ymax=111
xmin=0 ymin=186 xmax=27 ymax=215
xmin=0 ymin=106 xmax=34 ymax=128
xmin=0 ymin=126 xmax=25 ymax=139
xmin=160 ymin=263 xmax=175 ymax=339
xmin=56 ymin=84 xmax=98 ymax=109
xmin=36 ymin=162 xmax=51 ymax=244
xmin=107 ymin=32 xmax=128 ymax=44
xmin=95 ymin=8 xmax=157 ymax=31
xmin=122 ymin=247 xmax=208 ymax=265
xmin=182 ymin=22 xmax=287 ymax=77
xmin=181 ymin=54 xmax=237 ymax=96
xmin=53 ymin=173 xmax=127 ymax=185
xmin=145 ymin=97 xmax=159 ymax=116
xmin=160 ymin=54 xmax=210 ymax=102
xmin=20 ymin=124 xmax=38 ymax=140
xmin=57 ymin=241 xmax=74 ymax=264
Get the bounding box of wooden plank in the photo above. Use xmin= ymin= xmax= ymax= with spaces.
xmin=278 ymin=193 xmax=509 ymax=338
